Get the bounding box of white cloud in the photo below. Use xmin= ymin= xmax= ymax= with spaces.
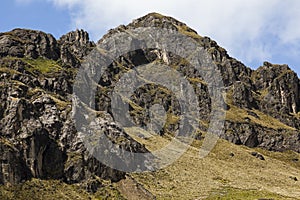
xmin=278 ymin=2 xmax=300 ymax=44
xmin=17 ymin=0 xmax=300 ymax=71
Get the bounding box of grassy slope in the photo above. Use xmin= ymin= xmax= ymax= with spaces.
xmin=0 ymin=179 xmax=127 ymax=200
xmin=0 ymin=179 xmax=94 ymax=200
xmin=126 ymin=128 xmax=300 ymax=200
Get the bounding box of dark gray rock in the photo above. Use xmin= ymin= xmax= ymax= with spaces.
xmin=251 ymin=152 xmax=265 ymax=160
xmin=58 ymin=29 xmax=95 ymax=67
xmin=254 ymin=62 xmax=300 ymax=115
xmin=0 ymin=29 xmax=60 ymax=60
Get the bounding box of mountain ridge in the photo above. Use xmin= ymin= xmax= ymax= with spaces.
xmin=0 ymin=12 xmax=299 ymax=199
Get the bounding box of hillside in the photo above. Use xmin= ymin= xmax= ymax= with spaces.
xmin=0 ymin=13 xmax=299 ymax=199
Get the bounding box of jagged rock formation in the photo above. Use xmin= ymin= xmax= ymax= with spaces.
xmin=0 ymin=13 xmax=300 ymax=196
xmin=0 ymin=29 xmax=60 ymax=60
xmin=59 ymin=29 xmax=95 ymax=67
xmin=95 ymin=13 xmax=300 ymax=153
xmin=254 ymin=62 xmax=300 ymax=123
xmin=0 ymin=28 xmax=149 ymax=191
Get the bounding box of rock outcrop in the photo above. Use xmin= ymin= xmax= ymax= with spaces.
xmin=253 ymin=62 xmax=300 ymax=120
xmin=0 ymin=28 xmax=150 ymax=190
xmin=0 ymin=29 xmax=60 ymax=60
xmin=0 ymin=13 xmax=300 ymax=192
xmin=95 ymin=13 xmax=300 ymax=153
xmin=59 ymin=29 xmax=95 ymax=67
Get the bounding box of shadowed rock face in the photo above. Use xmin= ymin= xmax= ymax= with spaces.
xmin=0 ymin=13 xmax=300 ymax=190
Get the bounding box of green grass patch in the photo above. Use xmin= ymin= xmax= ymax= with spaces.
xmin=0 ymin=178 xmax=127 ymax=200
xmin=95 ymin=182 xmax=126 ymax=200
xmin=23 ymin=57 xmax=63 ymax=75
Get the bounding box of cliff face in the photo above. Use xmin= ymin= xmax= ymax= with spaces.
xmin=95 ymin=13 xmax=300 ymax=153
xmin=0 ymin=29 xmax=149 ymax=190
xmin=0 ymin=13 xmax=300 ymax=191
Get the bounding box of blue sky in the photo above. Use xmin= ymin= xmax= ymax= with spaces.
xmin=1 ymin=0 xmax=71 ymax=37
xmin=1 ymin=0 xmax=300 ymax=76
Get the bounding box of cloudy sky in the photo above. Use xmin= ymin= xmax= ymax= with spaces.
xmin=1 ymin=0 xmax=300 ymax=76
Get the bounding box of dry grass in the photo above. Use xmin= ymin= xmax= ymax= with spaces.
xmin=250 ymin=109 xmax=296 ymax=130
xmin=226 ymin=104 xmax=295 ymax=131
xmin=49 ymin=95 xmax=71 ymax=110
xmin=0 ymin=67 xmax=21 ymax=75
xmin=0 ymin=179 xmax=94 ymax=200
xmin=294 ymin=112 xmax=300 ymax=119
xmin=125 ymin=127 xmax=300 ymax=199
xmin=205 ymin=187 xmax=295 ymax=200
xmin=0 ymin=178 xmax=127 ymax=200
xmin=176 ymin=24 xmax=202 ymax=40
xmin=188 ymin=77 xmax=207 ymax=85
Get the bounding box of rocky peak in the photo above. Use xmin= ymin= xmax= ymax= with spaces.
xmin=100 ymin=12 xmax=199 ymax=44
xmin=0 ymin=27 xmax=149 ymax=189
xmin=0 ymin=28 xmax=60 ymax=60
xmin=0 ymin=28 xmax=95 ymax=68
xmin=253 ymin=61 xmax=300 ymax=114
xmin=58 ymin=29 xmax=95 ymax=68
xmin=60 ymin=29 xmax=91 ymax=45
xmin=254 ymin=61 xmax=296 ymax=89
xmin=130 ymin=12 xmax=196 ymax=31
xmin=100 ymin=13 xmax=253 ymax=88
xmin=59 ymin=29 xmax=95 ymax=60
xmin=93 ymin=13 xmax=300 ymax=153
